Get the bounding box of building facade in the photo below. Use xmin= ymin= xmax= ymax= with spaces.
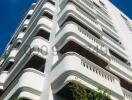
xmin=0 ymin=0 xmax=132 ymax=100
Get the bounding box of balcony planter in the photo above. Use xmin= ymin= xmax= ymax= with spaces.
xmin=57 ymin=80 xmax=111 ymax=100
xmin=51 ymin=52 xmax=124 ymax=100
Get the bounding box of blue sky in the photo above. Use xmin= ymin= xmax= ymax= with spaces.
xmin=0 ymin=0 xmax=132 ymax=55
xmin=111 ymin=0 xmax=132 ymax=19
xmin=0 ymin=0 xmax=36 ymax=55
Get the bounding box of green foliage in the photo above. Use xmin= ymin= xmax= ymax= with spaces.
xmin=67 ymin=81 xmax=112 ymax=100
xmin=10 ymin=96 xmax=17 ymax=100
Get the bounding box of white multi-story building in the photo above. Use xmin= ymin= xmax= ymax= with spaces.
xmin=0 ymin=0 xmax=132 ymax=100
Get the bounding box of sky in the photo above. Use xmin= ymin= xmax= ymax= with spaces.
xmin=111 ymin=0 xmax=132 ymax=19
xmin=0 ymin=0 xmax=37 ymax=55
xmin=0 ymin=0 xmax=132 ymax=55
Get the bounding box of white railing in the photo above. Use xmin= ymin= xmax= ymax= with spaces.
xmin=123 ymin=88 xmax=132 ymax=100
xmin=58 ymin=3 xmax=100 ymax=30
xmin=78 ymin=25 xmax=104 ymax=48
xmin=52 ymin=52 xmax=123 ymax=98
xmin=55 ymin=22 xmax=109 ymax=60
xmin=76 ymin=6 xmax=97 ymax=25
xmin=81 ymin=59 xmax=115 ymax=82
xmin=94 ymin=4 xmax=110 ymax=19
xmin=111 ymin=55 xmax=132 ymax=72
xmin=103 ymin=33 xmax=124 ymax=50
xmin=77 ymin=24 xmax=109 ymax=58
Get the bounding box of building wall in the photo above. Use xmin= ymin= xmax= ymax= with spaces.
xmin=0 ymin=0 xmax=132 ymax=100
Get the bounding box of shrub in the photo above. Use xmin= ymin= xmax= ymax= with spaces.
xmin=67 ymin=81 xmax=111 ymax=100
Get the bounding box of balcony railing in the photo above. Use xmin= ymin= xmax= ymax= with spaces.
xmin=93 ymin=3 xmax=110 ymax=19
xmin=21 ymin=3 xmax=54 ymax=45
xmin=51 ymin=52 xmax=123 ymax=99
xmin=1 ymin=69 xmax=44 ymax=100
xmin=107 ymin=55 xmax=132 ymax=83
xmin=0 ymin=58 xmax=4 ymax=67
xmin=81 ymin=58 xmax=115 ymax=82
xmin=59 ymin=0 xmax=95 ymax=17
xmin=111 ymin=55 xmax=132 ymax=72
xmin=59 ymin=0 xmax=93 ymax=9
xmin=2 ymin=37 xmax=48 ymax=89
xmin=16 ymin=32 xmax=25 ymax=42
xmin=103 ymin=32 xmax=125 ymax=50
xmin=98 ymin=16 xmax=116 ymax=32
xmin=76 ymin=6 xmax=96 ymax=25
xmin=55 ymin=22 xmax=110 ymax=61
xmin=0 ymin=48 xmax=18 ymax=69
xmin=37 ymin=16 xmax=53 ymax=30
xmin=102 ymin=35 xmax=127 ymax=59
xmin=0 ymin=71 xmax=8 ymax=89
xmin=96 ymin=8 xmax=112 ymax=23
xmin=122 ymin=88 xmax=132 ymax=100
xmin=58 ymin=3 xmax=101 ymax=31
xmin=8 ymin=2 xmax=54 ymax=55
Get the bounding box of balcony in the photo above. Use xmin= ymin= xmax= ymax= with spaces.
xmin=123 ymin=88 xmax=132 ymax=100
xmin=20 ymin=2 xmax=54 ymax=44
xmin=3 ymin=29 xmax=27 ymax=56
xmin=37 ymin=16 xmax=53 ymax=31
xmin=102 ymin=29 xmax=125 ymax=51
xmin=93 ymin=2 xmax=110 ymax=19
xmin=125 ymin=21 xmax=132 ymax=32
xmin=0 ymin=71 xmax=8 ymax=90
xmin=98 ymin=15 xmax=116 ymax=30
xmin=16 ymin=32 xmax=25 ymax=43
xmin=51 ymin=52 xmax=124 ymax=100
xmin=0 ymin=57 xmax=5 ymax=67
xmin=3 ymin=37 xmax=48 ymax=89
xmin=101 ymin=24 xmax=119 ymax=38
xmin=55 ymin=22 xmax=110 ymax=63
xmin=9 ymin=32 xmax=26 ymax=50
xmin=48 ymin=0 xmax=55 ymax=5
xmin=107 ymin=55 xmax=132 ymax=83
xmin=23 ymin=19 xmax=30 ymax=25
xmin=58 ymin=3 xmax=101 ymax=32
xmin=102 ymin=37 xmax=128 ymax=62
xmin=7 ymin=48 xmax=18 ymax=62
xmin=96 ymin=8 xmax=112 ymax=24
xmin=23 ymin=13 xmax=32 ymax=26
xmin=42 ymin=1 xmax=55 ymax=13
xmin=1 ymin=69 xmax=44 ymax=100
xmin=0 ymin=48 xmax=18 ymax=71
xmin=59 ymin=0 xmax=95 ymax=17
xmin=23 ymin=1 xmax=54 ymax=31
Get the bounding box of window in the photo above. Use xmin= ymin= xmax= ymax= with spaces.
xmin=36 ymin=29 xmax=50 ymax=40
